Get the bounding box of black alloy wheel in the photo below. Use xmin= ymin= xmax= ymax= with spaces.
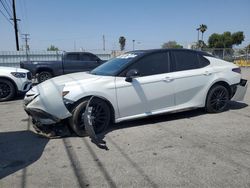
xmin=206 ymin=85 xmax=229 ymax=113
xmin=69 ymin=98 xmax=110 ymax=136
xmin=0 ymin=79 xmax=15 ymax=102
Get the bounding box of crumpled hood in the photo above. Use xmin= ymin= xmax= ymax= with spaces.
xmin=39 ymin=72 xmax=102 ymax=88
xmin=25 ymin=72 xmax=103 ymax=119
xmin=27 ymin=72 xmax=102 ymax=98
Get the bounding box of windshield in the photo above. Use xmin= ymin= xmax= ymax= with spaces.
xmin=90 ymin=53 xmax=140 ymax=76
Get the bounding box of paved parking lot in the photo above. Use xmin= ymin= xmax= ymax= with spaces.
xmin=0 ymin=68 xmax=250 ymax=188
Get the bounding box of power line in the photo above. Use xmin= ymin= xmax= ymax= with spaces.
xmin=3 ymin=0 xmax=11 ymax=14
xmin=0 ymin=0 xmax=12 ymax=18
xmin=0 ymin=7 xmax=12 ymax=25
xmin=17 ymin=24 xmax=22 ymax=36
xmin=19 ymin=0 xmax=27 ymax=32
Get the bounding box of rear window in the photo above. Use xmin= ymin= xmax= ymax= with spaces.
xmin=173 ymin=51 xmax=200 ymax=71
xmin=80 ymin=54 xmax=91 ymax=61
xmin=65 ymin=53 xmax=79 ymax=61
xmin=198 ymin=55 xmax=210 ymax=67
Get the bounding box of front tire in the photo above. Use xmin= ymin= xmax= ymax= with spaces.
xmin=37 ymin=71 xmax=52 ymax=83
xmin=206 ymin=85 xmax=229 ymax=113
xmin=69 ymin=98 xmax=111 ymax=137
xmin=0 ymin=79 xmax=15 ymax=102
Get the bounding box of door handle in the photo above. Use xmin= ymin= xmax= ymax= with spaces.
xmin=204 ymin=71 xmax=212 ymax=76
xmin=163 ymin=77 xmax=174 ymax=82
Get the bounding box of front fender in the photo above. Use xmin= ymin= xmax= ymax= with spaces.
xmin=63 ymin=82 xmax=119 ymax=120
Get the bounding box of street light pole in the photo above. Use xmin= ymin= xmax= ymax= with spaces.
xmin=196 ymin=27 xmax=200 ymax=49
xmin=103 ymin=35 xmax=105 ymax=51
xmin=132 ymin=40 xmax=135 ymax=51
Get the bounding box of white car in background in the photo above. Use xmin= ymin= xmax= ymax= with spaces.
xmin=24 ymin=49 xmax=248 ymax=137
xmin=0 ymin=66 xmax=32 ymax=102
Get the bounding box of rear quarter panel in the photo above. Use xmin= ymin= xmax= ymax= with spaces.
xmin=206 ymin=56 xmax=241 ymax=85
xmin=199 ymin=56 xmax=242 ymax=105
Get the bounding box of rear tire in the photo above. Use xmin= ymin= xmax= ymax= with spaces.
xmin=206 ymin=85 xmax=229 ymax=113
xmin=69 ymin=98 xmax=111 ymax=137
xmin=37 ymin=71 xmax=52 ymax=83
xmin=0 ymin=79 xmax=15 ymax=102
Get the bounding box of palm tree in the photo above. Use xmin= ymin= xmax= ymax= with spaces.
xmin=119 ymin=36 xmax=126 ymax=51
xmin=200 ymin=24 xmax=207 ymax=42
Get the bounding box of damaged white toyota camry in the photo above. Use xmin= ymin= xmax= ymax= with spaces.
xmin=24 ymin=49 xmax=248 ymax=137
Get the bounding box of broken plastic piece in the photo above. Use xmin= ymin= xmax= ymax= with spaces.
xmin=84 ymin=96 xmax=108 ymax=150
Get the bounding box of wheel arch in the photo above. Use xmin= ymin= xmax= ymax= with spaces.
xmin=71 ymin=95 xmax=116 ymax=124
xmin=205 ymin=80 xmax=232 ymax=105
xmin=36 ymin=67 xmax=54 ymax=76
xmin=0 ymin=76 xmax=18 ymax=94
xmin=209 ymin=80 xmax=231 ymax=95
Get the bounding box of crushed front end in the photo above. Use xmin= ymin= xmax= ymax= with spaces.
xmin=23 ymin=80 xmax=72 ymax=138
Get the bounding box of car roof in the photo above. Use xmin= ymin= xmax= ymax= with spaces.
xmin=128 ymin=49 xmax=213 ymax=57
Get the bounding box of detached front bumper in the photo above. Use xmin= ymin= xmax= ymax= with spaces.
xmin=23 ymin=80 xmax=73 ymax=137
xmin=24 ymin=106 xmax=60 ymax=125
xmin=24 ymin=97 xmax=72 ymax=138
xmin=231 ymin=79 xmax=248 ymax=101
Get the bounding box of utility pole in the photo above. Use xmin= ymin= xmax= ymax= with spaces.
xmin=102 ymin=35 xmax=105 ymax=51
xmin=74 ymin=40 xmax=76 ymax=51
xmin=22 ymin=34 xmax=30 ymax=50
xmin=12 ymin=0 xmax=19 ymax=51
xmin=22 ymin=34 xmax=30 ymax=60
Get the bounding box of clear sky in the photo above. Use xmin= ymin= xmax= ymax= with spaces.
xmin=0 ymin=0 xmax=250 ymax=51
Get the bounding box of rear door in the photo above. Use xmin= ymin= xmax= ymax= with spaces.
xmin=171 ymin=50 xmax=212 ymax=107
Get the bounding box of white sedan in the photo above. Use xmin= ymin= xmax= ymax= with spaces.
xmin=0 ymin=66 xmax=32 ymax=102
xmin=24 ymin=49 xmax=247 ymax=136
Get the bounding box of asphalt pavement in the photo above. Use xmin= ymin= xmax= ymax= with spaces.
xmin=0 ymin=68 xmax=250 ymax=188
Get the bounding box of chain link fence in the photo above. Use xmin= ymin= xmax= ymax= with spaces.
xmin=0 ymin=51 xmax=112 ymax=68
xmin=201 ymin=48 xmax=250 ymax=67
xmin=0 ymin=51 xmax=62 ymax=67
xmin=1 ymin=49 xmax=249 ymax=68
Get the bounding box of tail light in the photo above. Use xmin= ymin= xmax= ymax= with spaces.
xmin=232 ymin=67 xmax=241 ymax=74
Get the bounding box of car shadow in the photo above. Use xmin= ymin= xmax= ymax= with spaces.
xmin=103 ymin=108 xmax=206 ymax=137
xmin=112 ymin=101 xmax=248 ymax=130
xmin=227 ymin=101 xmax=248 ymax=110
xmin=85 ymin=101 xmax=248 ymax=149
xmin=0 ymin=130 xmax=49 ymax=179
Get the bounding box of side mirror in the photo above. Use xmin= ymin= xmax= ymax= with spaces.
xmin=125 ymin=69 xmax=139 ymax=82
xmin=96 ymin=58 xmax=101 ymax=63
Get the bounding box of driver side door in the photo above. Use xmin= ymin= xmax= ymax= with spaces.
xmin=115 ymin=51 xmax=175 ymax=119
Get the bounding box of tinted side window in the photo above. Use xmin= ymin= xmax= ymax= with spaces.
xmin=65 ymin=53 xmax=80 ymax=61
xmin=128 ymin=52 xmax=170 ymax=76
xmin=173 ymin=51 xmax=200 ymax=71
xmin=89 ymin=54 xmax=99 ymax=61
xmin=80 ymin=54 xmax=91 ymax=61
xmin=198 ymin=55 xmax=210 ymax=67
